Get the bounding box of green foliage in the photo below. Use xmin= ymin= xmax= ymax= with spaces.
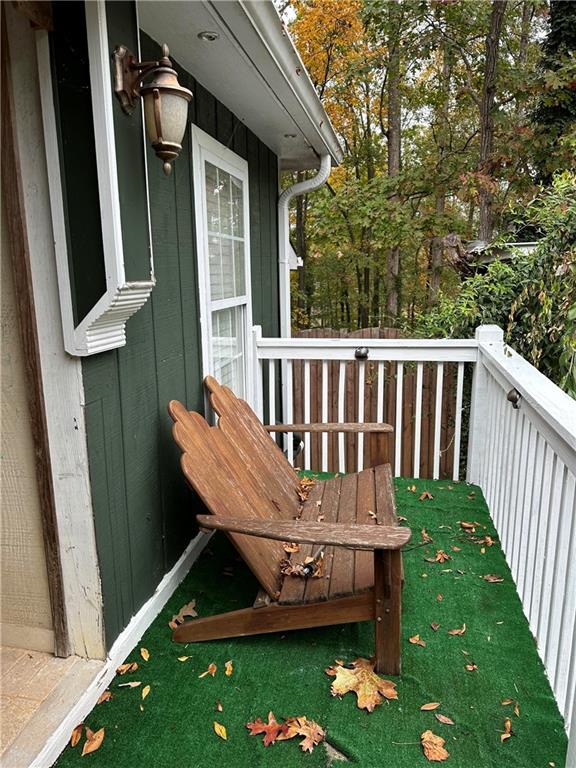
xmin=411 ymin=172 xmax=576 ymax=395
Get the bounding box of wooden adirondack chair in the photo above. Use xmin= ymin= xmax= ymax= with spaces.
xmin=168 ymin=376 xmax=411 ymax=674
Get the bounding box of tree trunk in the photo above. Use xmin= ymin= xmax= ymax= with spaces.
xmin=386 ymin=0 xmax=402 ymax=321
xmin=478 ymin=0 xmax=508 ymax=242
xmin=429 ymin=42 xmax=451 ymax=305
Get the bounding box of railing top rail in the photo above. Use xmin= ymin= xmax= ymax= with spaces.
xmin=255 ymin=335 xmax=478 ymax=362
xmin=479 ymin=340 xmax=576 ymax=458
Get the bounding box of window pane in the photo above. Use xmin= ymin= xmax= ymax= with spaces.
xmin=211 ymin=305 xmax=245 ymax=398
xmin=234 ymin=240 xmax=245 ymax=296
xmin=220 ymin=238 xmax=234 ymax=299
xmin=208 ymin=234 xmax=223 ymax=301
xmin=205 ymin=162 xmax=220 ymax=232
xmin=231 ymin=175 xmax=244 ymax=237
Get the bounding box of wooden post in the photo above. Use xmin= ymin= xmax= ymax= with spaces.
xmin=374 ymin=549 xmax=401 ymax=675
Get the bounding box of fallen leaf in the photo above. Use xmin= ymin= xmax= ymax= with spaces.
xmin=140 ymin=648 xmax=150 ymax=662
xmin=246 ymin=712 xmax=288 ymax=746
xmin=282 ymin=542 xmax=300 ymax=554
xmin=225 ymin=660 xmax=233 ymax=677
xmin=467 ymin=491 xmax=476 ymax=500
xmin=82 ymin=727 xmax=105 ymax=756
xmin=430 ymin=622 xmax=440 ymax=632
xmin=437 ymin=594 xmax=443 ymax=601
xmin=408 ymin=484 xmax=417 ymax=492
xmin=465 ymin=663 xmax=478 ymax=672
xmin=479 ymin=535 xmax=495 ymax=547
xmin=97 ymin=691 xmax=112 ymax=705
xmin=501 ymin=717 xmax=512 ymax=742
xmin=460 ymin=521 xmax=476 ymax=532
xmin=70 ymin=724 xmax=83 ymax=748
xmin=409 ymin=634 xmax=426 ymax=647
xmin=501 ymin=698 xmax=514 ymax=705
xmin=421 ymin=528 xmax=433 ymax=544
xmin=480 ymin=547 xmax=486 ymax=554
xmin=325 ymin=658 xmax=397 ymax=712
xmin=216 ymin=701 xmax=223 ymax=712
xmin=214 ymin=722 xmax=227 ymax=740
xmin=421 ymin=730 xmax=449 ymax=761
xmin=419 ymin=491 xmax=434 ymax=501
xmin=199 ymin=663 xmax=217 ymax=678
xmin=279 ymin=716 xmax=325 ymax=753
xmin=177 ymin=656 xmax=191 ymax=662
xmin=118 ymin=681 xmax=141 ymax=688
xmin=428 ymin=550 xmax=451 ymax=564
xmin=317 ymin=514 xmax=325 ymax=522
xmin=420 ymin=702 xmax=441 ymax=711
xmin=435 ymin=714 xmax=455 ymax=726
xmin=398 ymin=515 xmax=408 ymax=522
xmin=116 ymin=662 xmax=138 ymax=675
xmin=451 ymin=545 xmax=461 ymax=552
xmin=482 ymin=574 xmax=504 ymax=583
xmin=170 ymin=600 xmax=198 ymax=628
xmin=142 ymin=685 xmax=150 ymax=700
xmin=448 ymin=624 xmax=466 ymax=636
xmin=514 ymin=702 xmax=520 ymax=718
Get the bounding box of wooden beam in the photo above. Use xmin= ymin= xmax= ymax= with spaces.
xmin=173 ymin=592 xmax=375 ymax=643
xmin=1 ymin=7 xmax=68 ymax=656
xmin=265 ymin=422 xmax=393 ymax=433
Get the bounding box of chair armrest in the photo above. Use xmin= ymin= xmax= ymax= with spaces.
xmin=196 ymin=515 xmax=411 ymax=550
xmin=264 ymin=423 xmax=393 ymax=434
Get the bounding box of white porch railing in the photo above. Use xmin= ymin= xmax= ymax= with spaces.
xmin=251 ymin=324 xmax=576 ymax=747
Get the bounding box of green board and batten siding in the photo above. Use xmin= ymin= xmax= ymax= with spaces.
xmin=79 ymin=6 xmax=279 ymax=648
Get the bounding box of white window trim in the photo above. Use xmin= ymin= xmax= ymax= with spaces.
xmin=36 ymin=0 xmax=155 ymax=356
xmin=191 ymin=125 xmax=254 ymax=404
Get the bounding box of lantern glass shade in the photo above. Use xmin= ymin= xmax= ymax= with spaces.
xmin=143 ymin=89 xmax=189 ymax=147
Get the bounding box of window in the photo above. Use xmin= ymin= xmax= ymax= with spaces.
xmin=192 ymin=127 xmax=253 ymax=400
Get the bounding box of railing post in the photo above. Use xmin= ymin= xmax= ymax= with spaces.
xmin=467 ymin=325 xmax=504 ymax=484
xmin=251 ymin=325 xmax=263 ymax=420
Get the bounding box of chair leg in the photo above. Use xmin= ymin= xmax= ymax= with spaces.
xmin=373 ymin=549 xmax=402 ymax=675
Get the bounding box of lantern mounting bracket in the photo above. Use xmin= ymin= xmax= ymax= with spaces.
xmin=113 ymin=44 xmax=163 ymax=114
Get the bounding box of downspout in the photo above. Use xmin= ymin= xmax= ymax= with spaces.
xmin=277 ymin=153 xmax=332 ymax=339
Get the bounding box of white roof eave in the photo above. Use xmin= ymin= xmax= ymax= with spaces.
xmin=137 ymin=0 xmax=343 ymax=170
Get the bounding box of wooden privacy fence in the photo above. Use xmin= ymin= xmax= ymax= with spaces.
xmin=253 ymin=328 xmax=476 ymax=480
xmin=290 ymin=329 xmax=466 ymax=478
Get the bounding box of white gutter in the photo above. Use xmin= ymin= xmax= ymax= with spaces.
xmin=278 ymin=154 xmax=332 ymax=338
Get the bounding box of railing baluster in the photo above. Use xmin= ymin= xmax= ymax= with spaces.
xmin=452 ymin=362 xmax=464 ymax=482
xmin=537 ymin=459 xmax=566 ymax=667
xmin=322 ymin=360 xmax=329 ymax=473
xmin=529 ymin=445 xmax=555 ymax=627
xmin=286 ymin=359 xmax=294 ymax=466
xmin=304 ymin=360 xmax=311 ymax=470
xmin=413 ymin=362 xmax=423 ymax=479
xmin=433 ymin=362 xmax=443 ymax=480
xmin=552 ymin=471 xmax=576 ymax=717
xmin=510 ymin=414 xmax=530 ymax=575
xmin=338 ymin=361 xmax=346 ymax=474
xmin=522 ymin=432 xmax=545 ymax=611
xmin=376 ymin=362 xmax=385 ymax=423
xmin=394 ymin=362 xmax=404 ymax=476
xmin=516 ymin=422 xmax=536 ymax=600
xmin=268 ymin=359 xmax=276 ymax=428
xmin=357 ymin=360 xmax=365 ymax=472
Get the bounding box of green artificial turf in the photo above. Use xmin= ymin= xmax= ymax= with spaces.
xmin=56 ymin=479 xmax=567 ymax=767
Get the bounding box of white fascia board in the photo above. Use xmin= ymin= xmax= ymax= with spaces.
xmin=228 ymin=0 xmax=343 ymax=166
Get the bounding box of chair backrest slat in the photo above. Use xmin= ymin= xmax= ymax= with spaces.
xmin=168 ymin=387 xmax=296 ymax=597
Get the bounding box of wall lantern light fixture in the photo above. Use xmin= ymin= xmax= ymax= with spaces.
xmin=113 ymin=43 xmax=192 ymax=176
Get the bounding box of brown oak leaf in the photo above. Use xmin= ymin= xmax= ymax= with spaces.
xmin=435 ymin=713 xmax=455 ymax=726
xmin=430 ymin=622 xmax=441 ymax=631
xmin=409 ymin=634 xmax=426 ymax=647
xmin=246 ymin=712 xmax=288 ymax=746
xmin=460 ymin=521 xmax=476 ymax=532
xmin=421 ymin=528 xmax=433 ymax=544
xmin=82 ymin=727 xmax=105 ymax=756
xmin=465 ymin=662 xmax=478 ymax=671
xmin=116 ymin=662 xmax=138 ymax=675
xmin=325 ymin=657 xmax=397 ymax=712
xmin=282 ymin=542 xmax=300 ymax=553
xmin=421 ymin=730 xmax=449 ymax=761
xmin=419 ymin=491 xmax=434 ymax=501
xmin=278 ymin=716 xmax=325 ymax=753
xmin=97 ymin=690 xmax=112 ymax=705
xmin=420 ymin=702 xmax=441 ymax=711
xmin=170 ymin=600 xmax=198 ymax=628
xmin=482 ymin=574 xmax=504 ymax=583
xmin=199 ymin=663 xmax=217 ymax=678
xmin=447 ymin=623 xmax=466 ymax=636
xmin=70 ymin=724 xmax=83 ymax=748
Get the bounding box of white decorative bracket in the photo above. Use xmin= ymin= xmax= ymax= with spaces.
xmin=36 ymin=1 xmax=155 ymax=356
